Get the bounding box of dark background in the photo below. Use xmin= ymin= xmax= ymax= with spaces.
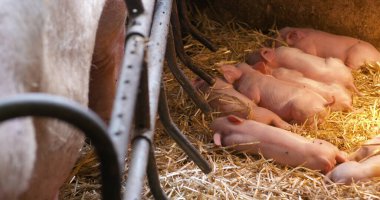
xmin=192 ymin=0 xmax=380 ymax=47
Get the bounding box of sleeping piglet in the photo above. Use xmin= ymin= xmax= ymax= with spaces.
xmin=220 ymin=62 xmax=333 ymax=125
xmin=246 ymin=46 xmax=361 ymax=95
xmin=325 ymin=155 xmax=380 ymax=184
xmin=348 ymin=135 xmax=380 ymax=162
xmin=325 ymin=135 xmax=380 ymax=184
xmin=211 ymin=115 xmax=348 ymax=173
xmin=193 ymin=77 xmax=291 ymax=130
xmin=277 ymin=27 xmax=380 ymax=70
xmin=268 ymin=67 xmax=353 ymax=112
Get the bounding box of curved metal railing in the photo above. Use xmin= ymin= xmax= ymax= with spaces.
xmin=0 ymin=94 xmax=121 ymax=200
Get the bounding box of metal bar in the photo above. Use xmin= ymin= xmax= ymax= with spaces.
xmin=147 ymin=147 xmax=169 ymax=200
xmin=123 ymin=54 xmax=153 ymax=200
xmin=0 ymin=94 xmax=121 ymax=200
xmin=126 ymin=0 xmax=156 ymax=39
xmin=166 ymin=27 xmax=211 ymax=114
xmin=146 ymin=0 xmax=172 ymax=138
xmin=108 ymin=0 xmax=156 ymax=172
xmin=108 ymin=34 xmax=144 ymax=171
xmin=170 ymin=0 xmax=215 ymax=86
xmin=158 ymin=81 xmax=212 ymax=174
xmin=123 ymin=133 xmax=151 ymax=200
xmin=123 ymin=0 xmax=172 ymax=199
xmin=177 ymin=0 xmax=218 ymax=52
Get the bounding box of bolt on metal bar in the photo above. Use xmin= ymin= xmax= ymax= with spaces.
xmin=158 ymin=81 xmax=212 ymax=174
xmin=166 ymin=26 xmax=211 ymax=114
xmin=177 ymin=0 xmax=218 ymax=52
xmin=0 ymin=94 xmax=121 ymax=200
xmin=124 ymin=0 xmax=144 ymax=17
xmin=126 ymin=0 xmax=156 ymax=39
xmin=170 ymin=0 xmax=215 ymax=86
xmin=108 ymin=0 xmax=156 ymax=172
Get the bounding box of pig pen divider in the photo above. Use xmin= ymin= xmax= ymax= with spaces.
xmin=120 ymin=0 xmax=215 ymax=199
xmin=0 ymin=0 xmax=216 ymax=199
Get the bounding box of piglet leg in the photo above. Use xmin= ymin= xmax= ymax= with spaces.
xmin=253 ymin=106 xmax=292 ymax=130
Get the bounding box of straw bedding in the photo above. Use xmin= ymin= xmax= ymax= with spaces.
xmin=61 ymin=10 xmax=380 ymax=200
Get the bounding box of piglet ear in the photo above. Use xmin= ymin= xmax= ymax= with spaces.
xmin=260 ymin=48 xmax=275 ymax=63
xmin=254 ymin=62 xmax=272 ymax=74
xmin=192 ymin=77 xmax=204 ymax=89
xmin=286 ymin=30 xmax=304 ymax=45
xmin=227 ymin=115 xmax=244 ymax=125
xmin=336 ymin=151 xmax=349 ymax=164
xmin=220 ymin=65 xmax=242 ymax=84
xmin=213 ymin=133 xmax=222 ymax=146
xmin=245 ymin=51 xmax=261 ymax=65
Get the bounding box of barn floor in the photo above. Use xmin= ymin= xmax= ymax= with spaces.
xmin=61 ymin=10 xmax=380 ymax=200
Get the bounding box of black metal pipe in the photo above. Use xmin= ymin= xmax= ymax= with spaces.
xmin=177 ymin=0 xmax=218 ymax=52
xmin=170 ymin=0 xmax=215 ymax=86
xmin=166 ymin=27 xmax=211 ymax=114
xmin=147 ymin=147 xmax=169 ymax=200
xmin=158 ymin=82 xmax=212 ymax=174
xmin=134 ymin=60 xmax=151 ymax=130
xmin=0 ymin=94 xmax=121 ymax=200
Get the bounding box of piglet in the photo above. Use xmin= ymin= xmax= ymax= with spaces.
xmin=325 ymin=135 xmax=380 ymax=184
xmin=194 ymin=77 xmax=291 ymax=130
xmin=325 ymin=155 xmax=380 ymax=184
xmin=220 ymin=62 xmax=333 ymax=125
xmin=212 ymin=115 xmax=348 ymax=173
xmin=348 ymin=135 xmax=380 ymax=162
xmin=246 ymin=47 xmax=361 ymax=95
xmin=277 ymin=27 xmax=380 ymax=70
xmin=194 ymin=77 xmax=255 ymax=119
xmin=269 ymin=67 xmax=353 ymax=112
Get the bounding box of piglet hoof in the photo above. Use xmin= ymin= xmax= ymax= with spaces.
xmin=357 ymin=92 xmax=365 ymax=97
xmin=276 ymin=121 xmax=292 ymax=131
xmin=213 ymin=133 xmax=222 ymax=146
